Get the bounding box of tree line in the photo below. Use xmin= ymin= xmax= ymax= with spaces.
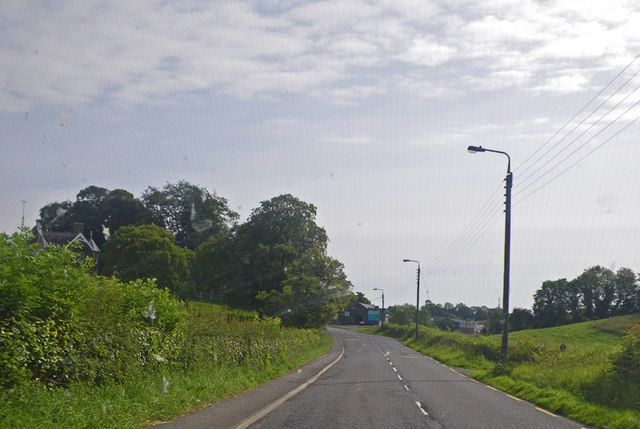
xmin=35 ymin=182 xmax=353 ymax=328
xmin=533 ymin=265 xmax=640 ymax=328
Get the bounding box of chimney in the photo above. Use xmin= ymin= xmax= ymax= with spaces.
xmin=72 ymin=222 xmax=84 ymax=234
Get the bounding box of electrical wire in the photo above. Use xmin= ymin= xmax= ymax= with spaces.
xmin=514 ymin=112 xmax=640 ymax=206
xmin=423 ymin=180 xmax=503 ymax=273
xmin=516 ymin=70 xmax=640 ymax=187
xmin=515 ymin=94 xmax=640 ymax=198
xmin=516 ymin=54 xmax=640 ymax=176
xmin=516 ymin=80 xmax=640 ymax=191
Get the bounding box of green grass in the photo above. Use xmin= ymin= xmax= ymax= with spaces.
xmin=0 ymin=302 xmax=332 ymax=429
xmin=376 ymin=314 xmax=640 ymax=429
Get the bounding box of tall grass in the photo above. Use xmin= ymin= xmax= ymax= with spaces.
xmin=376 ymin=314 xmax=640 ymax=429
xmin=0 ymin=302 xmax=331 ymax=429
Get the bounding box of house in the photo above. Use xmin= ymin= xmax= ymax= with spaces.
xmin=452 ymin=319 xmax=484 ymax=334
xmin=339 ymin=302 xmax=380 ymax=325
xmin=33 ymin=222 xmax=101 ymax=271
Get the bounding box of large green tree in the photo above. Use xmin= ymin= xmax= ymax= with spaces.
xmin=142 ymin=181 xmax=238 ymax=250
xmin=533 ymin=278 xmax=572 ymax=327
xmin=36 ymin=186 xmax=150 ymax=249
xmin=257 ymin=244 xmax=352 ymax=328
xmin=211 ymin=194 xmax=330 ymax=308
xmin=100 ymin=224 xmax=194 ymax=295
xmin=194 ymin=193 xmax=352 ymax=323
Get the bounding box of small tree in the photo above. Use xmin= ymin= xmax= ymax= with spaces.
xmin=101 ymin=224 xmax=194 ymax=295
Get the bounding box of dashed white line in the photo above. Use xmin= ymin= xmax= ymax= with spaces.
xmin=404 ymin=384 xmax=410 ymax=391
xmin=415 ymin=401 xmax=429 ymax=416
xmin=397 ymin=374 xmax=403 ymax=381
xmin=392 ymin=367 xmax=398 ymax=372
xmin=536 ymin=407 xmax=559 ymax=418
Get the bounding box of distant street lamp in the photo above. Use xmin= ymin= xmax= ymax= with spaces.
xmin=373 ymin=288 xmax=384 ymax=329
xmin=467 ymin=145 xmax=512 ymax=362
xmin=402 ymin=259 xmax=421 ymax=341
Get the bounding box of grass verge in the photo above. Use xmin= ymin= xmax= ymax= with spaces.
xmin=0 ymin=302 xmax=332 ymax=429
xmin=374 ymin=314 xmax=640 ymax=429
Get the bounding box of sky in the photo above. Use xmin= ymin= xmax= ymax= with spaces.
xmin=2 ymin=0 xmax=640 ymax=310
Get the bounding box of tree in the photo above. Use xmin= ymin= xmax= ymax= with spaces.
xmin=227 ymin=194 xmax=329 ymax=307
xmin=256 ymin=245 xmax=352 ymax=328
xmin=142 ymin=181 xmax=238 ymax=250
xmin=533 ymin=279 xmax=572 ymax=327
xmin=573 ymin=266 xmax=615 ymax=320
xmin=100 ymin=224 xmax=194 ymax=295
xmin=613 ymin=268 xmax=639 ymax=315
xmin=69 ymin=186 xmax=109 ymax=248
xmin=509 ymin=308 xmax=534 ymax=331
xmin=37 ymin=201 xmax=73 ymax=232
xmin=354 ymin=292 xmax=371 ymax=305
xmin=388 ymin=304 xmax=416 ymax=325
xmin=484 ymin=311 xmax=503 ymax=335
xmin=101 ymin=189 xmax=149 ymax=236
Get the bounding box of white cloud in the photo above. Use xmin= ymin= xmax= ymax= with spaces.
xmin=1 ymin=0 xmax=640 ymax=111
xmin=399 ymin=37 xmax=457 ymax=67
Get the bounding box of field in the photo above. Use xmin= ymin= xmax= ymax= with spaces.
xmin=376 ymin=314 xmax=640 ymax=429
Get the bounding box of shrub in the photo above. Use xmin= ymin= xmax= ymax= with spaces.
xmin=613 ymin=323 xmax=640 ymax=380
xmin=0 ymin=231 xmax=186 ymax=388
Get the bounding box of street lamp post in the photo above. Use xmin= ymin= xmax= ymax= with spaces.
xmin=467 ymin=145 xmax=512 ymax=362
xmin=373 ymin=288 xmax=384 ymax=329
xmin=402 ymin=259 xmax=421 ymax=341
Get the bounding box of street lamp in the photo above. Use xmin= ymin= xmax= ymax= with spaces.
xmin=373 ymin=288 xmax=384 ymax=329
xmin=467 ymin=145 xmax=512 ymax=362
xmin=402 ymin=259 xmax=421 ymax=341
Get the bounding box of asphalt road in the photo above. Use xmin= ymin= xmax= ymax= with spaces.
xmin=247 ymin=327 xmax=587 ymax=429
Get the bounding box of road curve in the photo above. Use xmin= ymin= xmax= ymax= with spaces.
xmin=248 ymin=327 xmax=587 ymax=429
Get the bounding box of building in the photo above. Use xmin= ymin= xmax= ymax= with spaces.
xmin=339 ymin=302 xmax=380 ymax=325
xmin=33 ymin=222 xmax=101 ymax=271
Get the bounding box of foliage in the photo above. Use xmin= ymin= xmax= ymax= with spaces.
xmin=0 ymin=230 xmax=185 ymax=388
xmin=612 ymin=323 xmax=640 ymax=381
xmin=36 ymin=186 xmax=150 ymax=249
xmin=509 ymin=308 xmax=535 ymax=332
xmin=100 ymin=224 xmax=194 ymax=295
xmin=0 ymin=301 xmax=331 ymax=429
xmin=388 ymin=304 xmax=416 ymax=325
xmin=533 ymin=266 xmax=640 ymax=328
xmin=142 ymin=181 xmax=238 ymax=250
xmin=194 ymin=193 xmax=353 ymax=326
xmin=256 ymin=244 xmax=352 ymax=328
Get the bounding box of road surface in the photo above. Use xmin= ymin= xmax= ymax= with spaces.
xmin=247 ymin=327 xmax=586 ymax=429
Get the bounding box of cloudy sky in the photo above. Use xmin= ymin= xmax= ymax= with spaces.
xmin=2 ymin=0 xmax=640 ymax=310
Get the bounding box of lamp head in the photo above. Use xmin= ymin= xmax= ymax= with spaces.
xmin=467 ymin=145 xmax=485 ymax=153
xmin=403 ymin=259 xmax=410 ymax=262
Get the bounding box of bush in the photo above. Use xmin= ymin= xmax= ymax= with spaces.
xmin=0 ymin=231 xmax=186 ymax=388
xmin=613 ymin=323 xmax=640 ymax=380
xmin=68 ymin=278 xmax=185 ymax=384
xmin=0 ymin=231 xmax=94 ymax=387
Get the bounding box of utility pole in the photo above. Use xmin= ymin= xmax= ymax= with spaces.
xmin=21 ymin=200 xmax=26 ymax=228
xmin=403 ymin=259 xmax=421 ymax=341
xmin=502 ymin=170 xmax=512 ymax=363
xmin=467 ymin=145 xmax=512 ymax=362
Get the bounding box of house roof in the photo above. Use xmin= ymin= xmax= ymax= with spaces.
xmin=350 ymin=302 xmax=378 ymax=310
xmin=35 ymin=231 xmax=100 ymax=253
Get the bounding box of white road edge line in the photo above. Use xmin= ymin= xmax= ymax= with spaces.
xmin=233 ymin=338 xmax=346 ymax=429
xmin=415 ymin=401 xmax=429 ymax=416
